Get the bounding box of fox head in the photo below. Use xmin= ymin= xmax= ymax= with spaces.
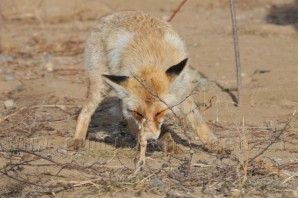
xmin=103 ymin=58 xmax=191 ymax=140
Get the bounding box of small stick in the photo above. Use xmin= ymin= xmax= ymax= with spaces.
xmin=281 ymin=171 xmax=298 ymax=184
xmin=0 ymin=106 xmax=27 ymax=124
xmin=167 ymin=0 xmax=188 ymax=22
xmin=229 ymin=0 xmax=242 ymax=106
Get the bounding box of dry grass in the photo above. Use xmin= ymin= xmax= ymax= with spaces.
xmin=0 ymin=95 xmax=297 ymax=197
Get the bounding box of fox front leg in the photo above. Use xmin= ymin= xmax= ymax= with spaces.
xmin=182 ymin=97 xmax=218 ymax=145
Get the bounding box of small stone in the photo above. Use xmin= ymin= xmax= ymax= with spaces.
xmin=4 ymin=74 xmax=14 ymax=81
xmin=161 ymin=163 xmax=169 ymax=168
xmin=4 ymin=99 xmax=14 ymax=109
xmin=45 ymin=61 xmax=54 ymax=72
xmin=241 ymin=72 xmax=247 ymax=77
xmin=15 ymin=85 xmax=24 ymax=93
xmin=0 ymin=54 xmax=12 ymax=62
xmin=57 ymin=148 xmax=67 ymax=154
xmin=40 ymin=54 xmax=54 ymax=72
xmin=151 ymin=177 xmax=165 ymax=190
xmin=192 ymin=43 xmax=199 ymax=47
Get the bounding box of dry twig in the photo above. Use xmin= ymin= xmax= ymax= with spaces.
xmin=248 ymin=117 xmax=292 ymax=164
xmin=167 ymin=0 xmax=188 ymax=22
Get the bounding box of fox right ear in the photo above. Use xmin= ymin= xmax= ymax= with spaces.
xmin=167 ymin=58 xmax=198 ymax=99
xmin=166 ymin=58 xmax=188 ymax=81
xmin=102 ymin=74 xmax=130 ymax=98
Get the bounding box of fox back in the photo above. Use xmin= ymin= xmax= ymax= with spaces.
xmin=85 ymin=10 xmax=187 ymax=75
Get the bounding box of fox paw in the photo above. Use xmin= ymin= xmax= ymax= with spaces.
xmin=158 ymin=138 xmax=183 ymax=154
xmin=66 ymin=138 xmax=85 ymax=150
xmin=166 ymin=142 xmax=184 ymax=154
xmin=204 ymin=142 xmax=231 ymax=157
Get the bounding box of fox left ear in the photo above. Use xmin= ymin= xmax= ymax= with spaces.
xmin=166 ymin=58 xmax=188 ymax=81
xmin=102 ymin=74 xmax=130 ymax=98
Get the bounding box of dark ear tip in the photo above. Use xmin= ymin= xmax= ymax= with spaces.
xmin=182 ymin=58 xmax=188 ymax=64
xmin=102 ymin=74 xmax=129 ymax=84
xmin=166 ymin=58 xmax=189 ymax=76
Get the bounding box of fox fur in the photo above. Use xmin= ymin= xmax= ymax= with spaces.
xmin=68 ymin=10 xmax=218 ymax=174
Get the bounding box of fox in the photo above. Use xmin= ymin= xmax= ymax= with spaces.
xmin=68 ymin=10 xmax=218 ymax=174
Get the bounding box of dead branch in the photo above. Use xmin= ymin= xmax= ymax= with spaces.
xmin=0 ymin=107 xmax=28 ymax=125
xmin=248 ymin=117 xmax=292 ymax=164
xmin=0 ymin=104 xmax=79 ymax=125
xmin=0 ymin=149 xmax=62 ymax=165
xmin=199 ymin=96 xmax=216 ymax=112
xmin=254 ymin=159 xmax=288 ymax=178
xmin=0 ymin=170 xmax=45 ymax=188
xmin=167 ymin=0 xmax=188 ymax=22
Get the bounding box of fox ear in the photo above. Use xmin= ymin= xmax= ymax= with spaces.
xmin=102 ymin=74 xmax=129 ymax=98
xmin=166 ymin=58 xmax=188 ymax=81
xmin=166 ymin=58 xmax=198 ymax=99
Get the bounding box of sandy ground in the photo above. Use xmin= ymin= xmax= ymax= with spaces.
xmin=0 ymin=0 xmax=297 ymax=197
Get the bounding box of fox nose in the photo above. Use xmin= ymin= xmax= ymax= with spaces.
xmin=143 ymin=121 xmax=161 ymax=140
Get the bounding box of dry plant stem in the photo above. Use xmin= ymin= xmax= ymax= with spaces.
xmin=134 ymin=132 xmax=147 ymax=175
xmin=0 ymin=148 xmax=99 ymax=175
xmin=0 ymin=107 xmax=27 ymax=124
xmin=0 ymin=169 xmax=44 ymax=188
xmin=248 ymin=116 xmax=292 ymax=164
xmin=255 ymin=159 xmax=287 ymax=178
xmin=0 ymin=149 xmax=62 ymax=165
xmin=200 ymin=96 xmax=216 ymax=112
xmin=229 ymin=0 xmax=242 ymax=106
xmin=241 ymin=117 xmax=249 ymax=186
xmin=281 ymin=171 xmax=298 ymax=184
xmin=231 ymin=117 xmax=249 ymax=198
xmin=167 ymin=0 xmax=188 ymax=22
xmin=0 ymin=104 xmax=78 ymax=124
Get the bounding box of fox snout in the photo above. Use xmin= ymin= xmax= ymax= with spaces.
xmin=127 ymin=117 xmax=162 ymax=140
xmin=142 ymin=119 xmax=162 ymax=140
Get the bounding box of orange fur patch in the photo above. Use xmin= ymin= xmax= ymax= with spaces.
xmin=123 ymin=67 xmax=170 ymax=102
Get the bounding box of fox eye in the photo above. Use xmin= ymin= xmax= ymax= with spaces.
xmin=155 ymin=109 xmax=167 ymax=117
xmin=134 ymin=111 xmax=144 ymax=118
xmin=129 ymin=110 xmax=144 ymax=121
